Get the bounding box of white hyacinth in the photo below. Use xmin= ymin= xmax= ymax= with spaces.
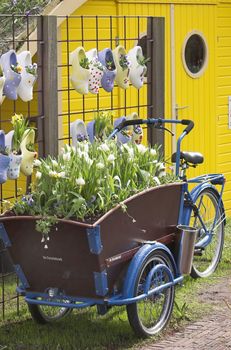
xmin=36 ymin=171 xmax=42 ymax=179
xmin=76 ymin=177 xmax=85 ymax=186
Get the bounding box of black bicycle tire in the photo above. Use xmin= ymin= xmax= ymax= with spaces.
xmin=126 ymin=249 xmax=175 ymax=338
xmin=190 ymin=187 xmax=225 ymax=278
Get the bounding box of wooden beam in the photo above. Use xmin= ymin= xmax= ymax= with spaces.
xmin=147 ymin=17 xmax=165 ymax=150
xmin=40 ymin=16 xmax=58 ymax=157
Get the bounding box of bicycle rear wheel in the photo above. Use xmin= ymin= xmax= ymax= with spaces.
xmin=28 ymin=299 xmax=72 ymax=324
xmin=190 ymin=188 xmax=224 ymax=278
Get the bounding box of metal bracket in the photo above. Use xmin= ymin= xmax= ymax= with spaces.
xmin=14 ymin=264 xmax=30 ymax=289
xmin=94 ymin=270 xmax=108 ymax=296
xmin=87 ymin=226 xmax=103 ymax=255
xmin=0 ymin=223 xmax=11 ymax=247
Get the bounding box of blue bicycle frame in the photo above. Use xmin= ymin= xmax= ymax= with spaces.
xmin=110 ymin=117 xmax=226 ymax=249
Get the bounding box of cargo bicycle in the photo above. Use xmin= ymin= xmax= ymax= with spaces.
xmin=0 ymin=118 xmax=226 ymax=337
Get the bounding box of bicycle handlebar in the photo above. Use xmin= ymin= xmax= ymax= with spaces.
xmin=114 ymin=118 xmax=194 ymax=135
xmin=181 ymin=119 xmax=194 ymax=135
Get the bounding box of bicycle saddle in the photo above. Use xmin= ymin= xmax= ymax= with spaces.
xmin=171 ymin=151 xmax=204 ymax=165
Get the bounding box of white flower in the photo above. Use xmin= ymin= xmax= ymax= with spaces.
xmin=96 ymin=162 xmax=104 ymax=169
xmin=59 ymin=171 xmax=66 ymax=178
xmin=65 ymin=145 xmax=71 ymax=152
xmin=137 ymin=144 xmax=147 ymax=154
xmin=63 ymin=152 xmax=71 ymax=161
xmin=52 ymin=160 xmax=58 ymax=167
xmin=81 ymin=142 xmax=89 ymax=154
xmin=49 ymin=170 xmax=58 ymax=177
xmin=157 ymin=162 xmax=165 ymax=170
xmin=123 ymin=144 xmax=134 ymax=159
xmin=36 ymin=171 xmax=42 ymax=179
xmin=76 ymin=148 xmax=83 ymax=158
xmin=159 ymin=170 xmax=166 ymax=178
xmin=153 ymin=176 xmax=161 ymax=185
xmin=34 ymin=159 xmax=41 ymax=167
xmin=107 ymin=154 xmax=115 ymax=162
xmin=98 ymin=143 xmax=110 ymax=152
xmin=150 ymin=149 xmax=157 ymax=156
xmin=76 ymin=177 xmax=85 ymax=186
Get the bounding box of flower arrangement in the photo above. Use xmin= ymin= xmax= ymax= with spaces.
xmin=119 ymin=54 xmax=131 ymax=71
xmin=106 ymin=59 xmax=115 ymax=71
xmin=10 ymin=62 xmax=22 ymax=74
xmin=25 ymin=63 xmax=37 ymax=76
xmin=80 ymin=57 xmax=90 ymax=69
xmin=11 ymin=113 xmax=30 ymax=154
xmin=0 ymin=145 xmax=9 ymax=156
xmin=13 ymin=140 xmax=176 ymax=239
xmin=137 ymin=54 xmax=150 ymax=66
xmin=94 ymin=110 xmax=114 ymax=140
xmin=91 ymin=58 xmax=104 ymax=72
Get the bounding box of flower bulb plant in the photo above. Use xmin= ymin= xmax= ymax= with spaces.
xmin=94 ymin=111 xmax=114 ymax=141
xmin=25 ymin=63 xmax=37 ymax=76
xmin=11 ymin=113 xmax=31 ymax=154
xmin=10 ymin=62 xmax=22 ymax=74
xmin=6 ymin=114 xmax=36 ymax=179
xmin=119 ymin=54 xmax=131 ymax=71
xmin=13 ymin=140 xmax=177 ymax=237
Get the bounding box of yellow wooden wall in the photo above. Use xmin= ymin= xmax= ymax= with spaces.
xmin=173 ymin=3 xmax=217 ymax=179
xmin=66 ymin=0 xmax=217 ymax=174
xmin=217 ymin=1 xmax=231 ymax=214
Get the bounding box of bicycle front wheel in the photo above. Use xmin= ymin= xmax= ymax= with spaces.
xmin=190 ymin=188 xmax=225 ymax=278
xmin=126 ymin=249 xmax=175 ymax=338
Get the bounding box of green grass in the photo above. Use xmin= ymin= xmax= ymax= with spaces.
xmin=0 ymin=220 xmax=231 ymax=350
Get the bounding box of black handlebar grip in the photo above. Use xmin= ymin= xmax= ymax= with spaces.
xmin=116 ymin=119 xmax=144 ymax=131
xmin=181 ymin=119 xmax=194 ymax=134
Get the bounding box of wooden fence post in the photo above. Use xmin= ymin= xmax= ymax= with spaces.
xmin=37 ymin=15 xmax=58 ymax=157
xmin=147 ymin=17 xmax=165 ymax=150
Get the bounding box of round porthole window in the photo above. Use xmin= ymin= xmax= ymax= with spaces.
xmin=182 ymin=31 xmax=208 ymax=78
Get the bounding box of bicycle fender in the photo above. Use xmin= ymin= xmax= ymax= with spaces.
xmin=183 ymin=183 xmax=226 ymax=226
xmin=122 ymin=243 xmax=177 ymax=299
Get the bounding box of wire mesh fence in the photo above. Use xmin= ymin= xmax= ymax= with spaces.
xmin=0 ymin=14 xmax=162 ymax=320
xmin=0 ymin=14 xmax=44 ymax=320
xmin=55 ymin=15 xmax=151 ymax=151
